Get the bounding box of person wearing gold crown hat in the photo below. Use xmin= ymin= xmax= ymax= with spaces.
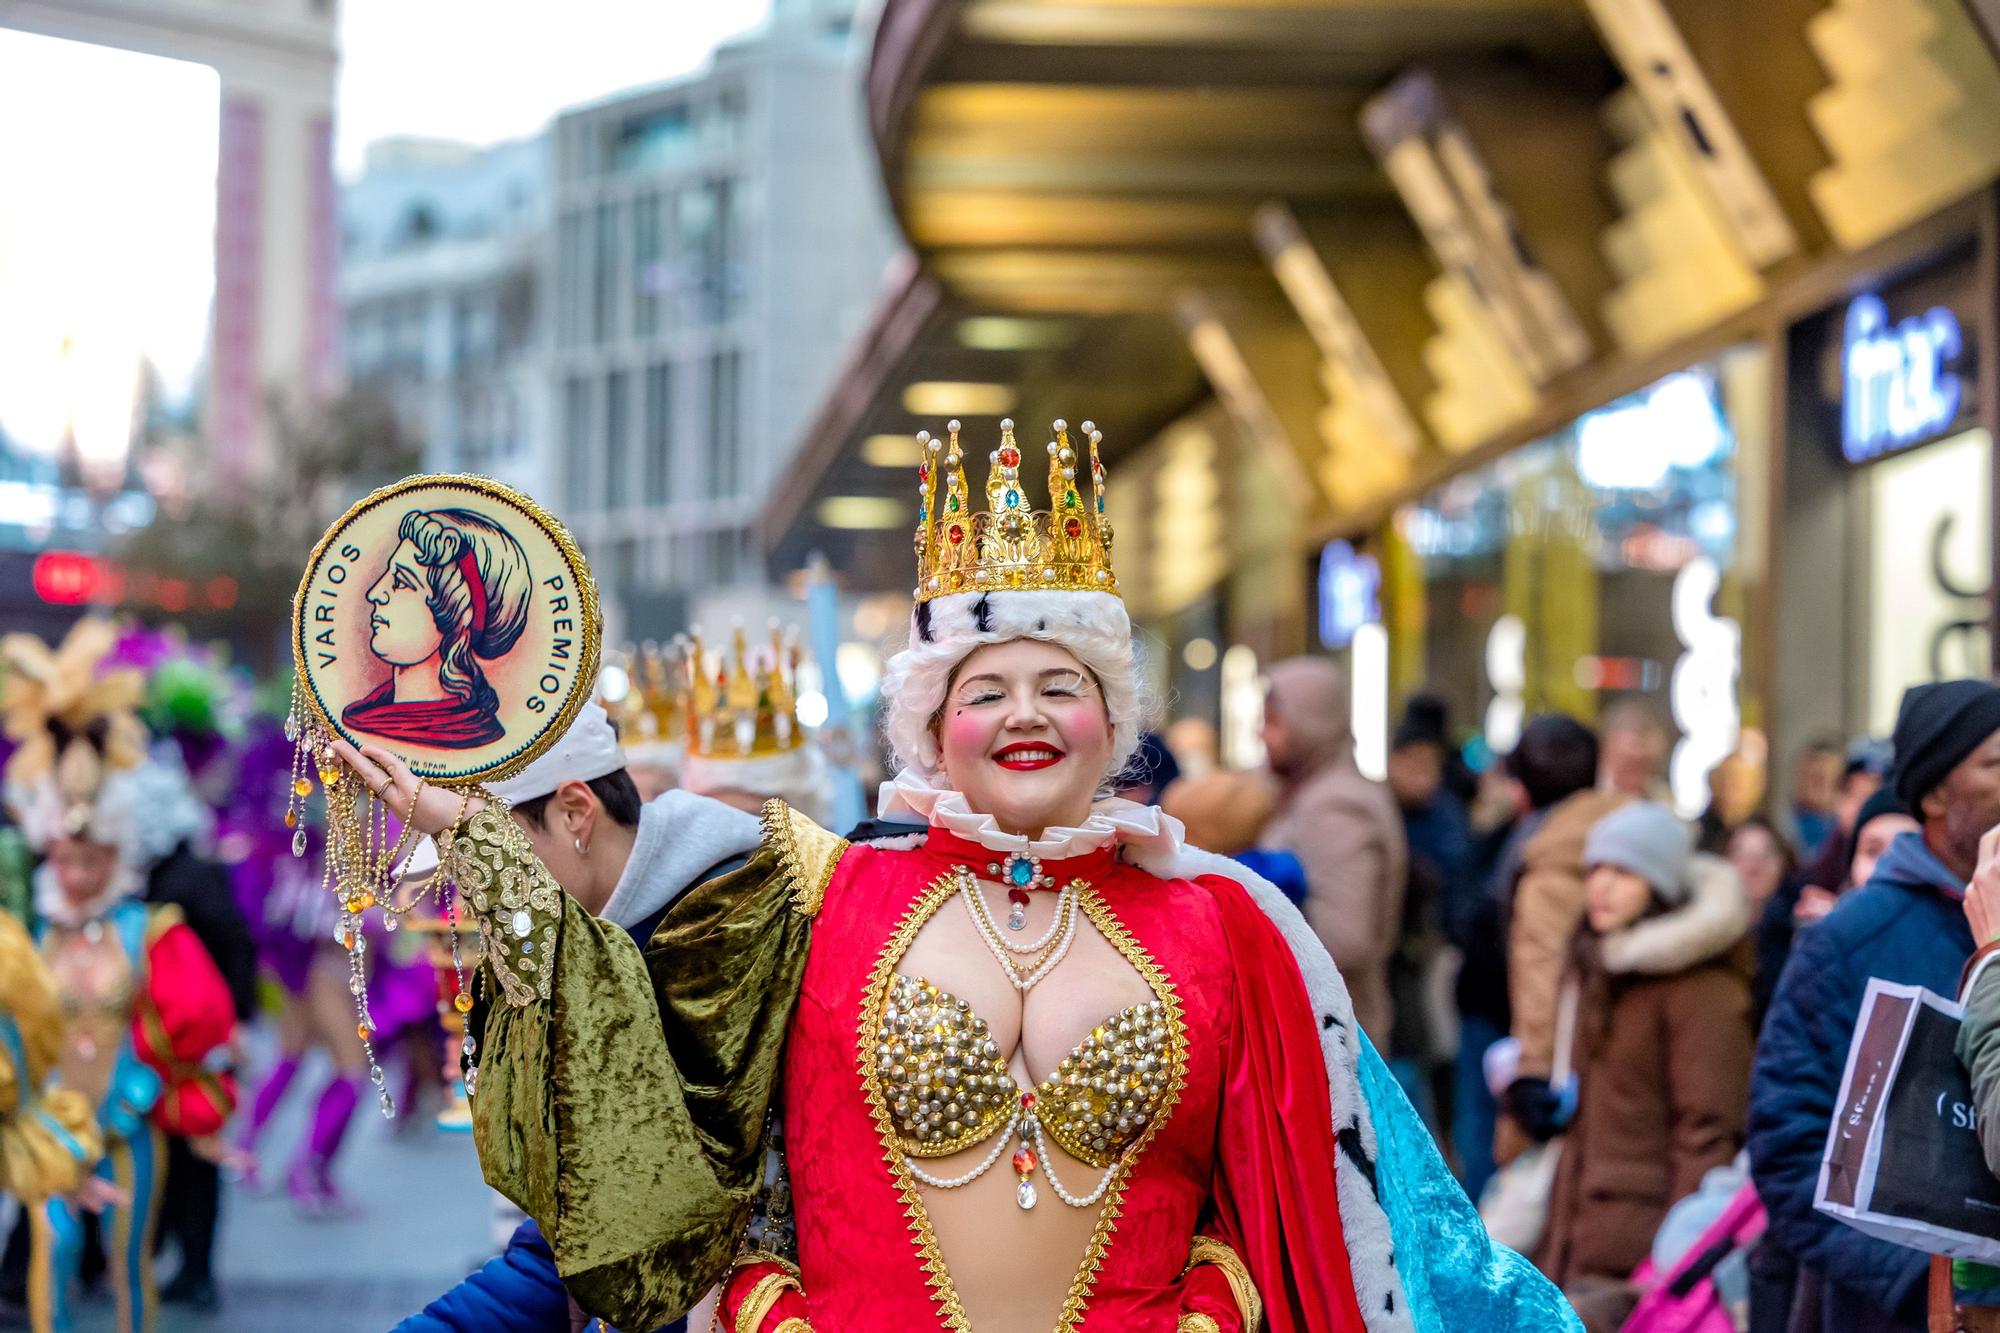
xmin=674 ymin=622 xmax=832 ymax=827
xmin=0 ymin=621 xmax=240 ymax=1333
xmin=333 ymin=419 xmax=1577 ymax=1333
xmin=603 ymin=641 xmax=686 ymax=802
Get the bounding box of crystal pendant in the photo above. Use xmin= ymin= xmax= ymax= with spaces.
xmin=1008 ymin=905 xmax=1028 ymax=931
xmin=292 ymin=829 xmax=308 ymax=858
xmin=379 ymin=1092 xmax=396 ymax=1119
xmin=384 ymin=915 xmax=398 ymax=933
xmin=462 ymin=1035 xmax=477 ymax=1057
xmin=464 ymin=1067 xmax=479 ymax=1097
xmin=1016 ymin=1178 xmax=1037 ymax=1210
xmin=370 ymin=1066 xmax=386 ymax=1086
xmin=285 ymin=713 xmax=300 ymax=742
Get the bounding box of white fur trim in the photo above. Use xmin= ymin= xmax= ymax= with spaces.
xmin=1599 ymin=851 xmax=1748 ymax=976
xmin=879 ymin=589 xmax=1145 ymax=788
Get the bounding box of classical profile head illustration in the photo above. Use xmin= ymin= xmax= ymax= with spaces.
xmin=340 ymin=507 xmax=532 ymax=749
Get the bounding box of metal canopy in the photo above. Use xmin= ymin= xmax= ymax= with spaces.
xmin=768 ymin=0 xmax=1604 ymax=586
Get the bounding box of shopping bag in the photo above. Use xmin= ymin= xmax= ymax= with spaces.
xmin=1815 ymin=977 xmax=2000 ymax=1264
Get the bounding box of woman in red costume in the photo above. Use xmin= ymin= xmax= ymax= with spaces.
xmin=342 ymin=506 xmax=533 ymax=749
xmin=1 ymin=621 xmax=238 ymax=1333
xmin=334 ymin=420 xmax=1577 ymax=1332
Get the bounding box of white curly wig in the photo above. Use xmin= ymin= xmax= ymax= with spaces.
xmin=879 ymin=589 xmax=1146 ymax=789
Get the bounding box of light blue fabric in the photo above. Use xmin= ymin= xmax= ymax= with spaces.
xmin=1357 ymin=1029 xmax=1584 ymax=1332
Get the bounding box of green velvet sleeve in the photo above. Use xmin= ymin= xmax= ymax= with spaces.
xmin=451 ymin=803 xmax=833 ymax=1332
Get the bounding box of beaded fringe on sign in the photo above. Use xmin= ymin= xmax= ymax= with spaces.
xmin=283 ymin=682 xmax=483 ymax=1119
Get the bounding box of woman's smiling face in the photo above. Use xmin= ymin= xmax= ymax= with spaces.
xmin=365 ymin=539 xmax=445 ymax=667
xmin=935 ymin=638 xmax=1115 ymax=838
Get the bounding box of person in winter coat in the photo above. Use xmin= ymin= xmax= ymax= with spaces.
xmin=1749 ymin=680 xmax=2000 ymax=1333
xmin=1459 ymin=714 xmax=1600 ymax=1196
xmin=1501 ymin=775 xmax=1629 ymax=1147
xmin=1535 ymin=802 xmax=1752 ymax=1332
xmin=1751 ymin=787 xmax=1916 ymax=1028
xmin=1259 ymin=656 xmax=1408 ymax=1048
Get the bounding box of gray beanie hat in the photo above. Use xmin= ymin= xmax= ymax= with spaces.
xmin=1584 ymin=801 xmax=1692 ymax=904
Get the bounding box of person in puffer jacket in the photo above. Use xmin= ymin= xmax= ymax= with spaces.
xmin=1749 ymin=680 xmax=2000 ymax=1332
xmin=1534 ymin=802 xmax=1752 ymax=1332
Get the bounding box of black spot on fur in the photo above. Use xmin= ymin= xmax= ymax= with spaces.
xmin=1036 ymin=618 xmax=1046 ymax=632
xmin=915 ymin=601 xmax=934 ymax=643
xmin=972 ymin=594 xmax=993 ymax=633
xmin=1322 ymin=1013 xmax=1336 ymax=1030
xmin=1337 ymin=1123 xmax=1377 ymax=1193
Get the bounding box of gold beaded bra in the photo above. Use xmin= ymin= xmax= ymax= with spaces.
xmin=878 ymin=974 xmax=1173 ymax=1210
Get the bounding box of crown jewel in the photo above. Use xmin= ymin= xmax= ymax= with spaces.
xmin=681 ymin=622 xmax=805 ymax=759
xmin=912 ymin=418 xmax=1118 ymax=603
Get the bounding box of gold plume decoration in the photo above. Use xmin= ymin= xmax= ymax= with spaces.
xmin=682 ymin=621 xmax=805 ymax=759
xmin=0 ymin=619 xmax=148 ymax=833
xmin=911 ymin=417 xmax=1118 ymax=603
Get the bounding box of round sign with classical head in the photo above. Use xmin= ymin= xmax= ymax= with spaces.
xmin=292 ymin=474 xmax=602 ymax=785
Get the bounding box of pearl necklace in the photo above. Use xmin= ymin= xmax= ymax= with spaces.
xmin=957 ymin=868 xmax=1079 ymax=991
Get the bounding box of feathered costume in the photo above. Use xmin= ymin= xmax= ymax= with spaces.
xmin=1 ymin=621 xmax=238 ymax=1333
xmin=449 ymin=421 xmax=1576 ymax=1331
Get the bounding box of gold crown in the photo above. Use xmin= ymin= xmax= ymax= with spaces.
xmin=913 ymin=417 xmax=1118 ymax=603
xmin=682 ymin=622 xmax=805 ymax=759
xmin=604 ymin=641 xmax=690 ymax=747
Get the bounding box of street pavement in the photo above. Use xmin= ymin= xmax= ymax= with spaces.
xmin=10 ymin=1049 xmax=501 ymax=1333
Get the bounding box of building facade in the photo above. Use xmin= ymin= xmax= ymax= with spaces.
xmin=340 ymin=136 xmax=551 ymax=498
xmin=547 ymin=2 xmax=896 ymax=635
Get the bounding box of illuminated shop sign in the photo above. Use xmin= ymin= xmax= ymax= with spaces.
xmin=1317 ymin=539 xmax=1381 ymax=650
xmin=1842 ymin=293 xmax=1966 ymax=463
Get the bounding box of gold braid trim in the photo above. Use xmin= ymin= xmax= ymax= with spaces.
xmin=772 ymin=1321 xmax=813 ymax=1333
xmin=1183 ymin=1234 xmax=1263 ymax=1331
xmin=734 ymin=1270 xmax=803 ymax=1333
xmin=760 ymin=800 xmax=848 ymax=917
xmin=1177 ymin=1317 xmax=1222 ymax=1333
xmin=855 ymin=873 xmax=974 ymax=1330
xmin=440 ymin=805 xmax=562 ymax=1006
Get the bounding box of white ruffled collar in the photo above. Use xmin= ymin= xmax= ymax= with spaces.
xmin=876 ymin=768 xmax=1185 ymax=862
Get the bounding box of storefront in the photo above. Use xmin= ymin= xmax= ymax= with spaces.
xmin=1371 ymin=349 xmax=1770 ymax=815
xmin=1773 ymin=236 xmax=1991 ymax=761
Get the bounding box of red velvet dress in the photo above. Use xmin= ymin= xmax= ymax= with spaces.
xmin=735 ymin=828 xmax=1370 ymax=1332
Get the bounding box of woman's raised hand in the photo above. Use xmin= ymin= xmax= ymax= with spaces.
xmin=326 ymin=738 xmax=486 ymax=837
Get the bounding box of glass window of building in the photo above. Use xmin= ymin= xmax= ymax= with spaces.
xmin=644 ymin=363 xmax=674 ymax=504
xmin=1395 ymin=354 xmax=1756 ymax=815
xmin=605 ymin=370 xmax=630 ymax=512
xmin=707 ymin=349 xmax=741 ymax=500
xmin=613 ymin=103 xmax=692 ymax=174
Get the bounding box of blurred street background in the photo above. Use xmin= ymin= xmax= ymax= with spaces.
xmin=4 ymin=0 xmax=2000 ymax=1328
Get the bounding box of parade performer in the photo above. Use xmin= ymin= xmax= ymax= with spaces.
xmin=0 ymin=621 xmax=239 ymax=1333
xmin=335 ymin=421 xmax=1574 ymax=1332
xmin=668 ymin=623 xmax=832 ymax=825
xmin=0 ymin=909 xmax=102 ymax=1208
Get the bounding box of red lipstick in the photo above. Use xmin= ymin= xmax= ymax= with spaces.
xmin=992 ymin=742 xmax=1065 ymax=771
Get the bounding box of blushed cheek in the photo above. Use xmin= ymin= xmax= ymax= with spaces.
xmin=940 ymin=711 xmax=991 ymax=762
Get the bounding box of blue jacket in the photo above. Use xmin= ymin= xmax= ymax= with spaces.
xmin=1747 ymin=831 xmax=1974 ymax=1328
xmin=393 ymin=1221 xmax=573 ymax=1333
xmin=392 ymin=1219 xmax=690 ymax=1333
